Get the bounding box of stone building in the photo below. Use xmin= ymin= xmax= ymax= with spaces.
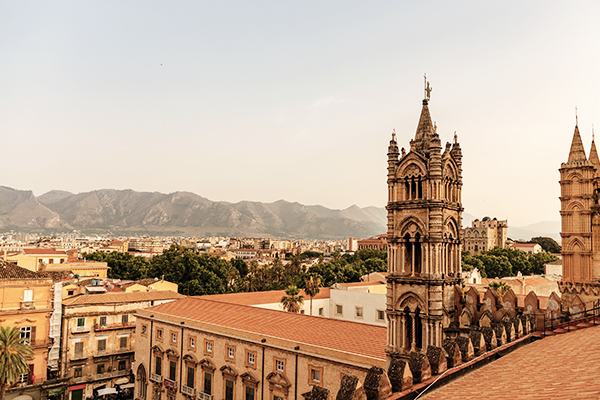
xmin=61 ymin=291 xmax=183 ymax=400
xmin=463 ymin=217 xmax=508 ymax=254
xmin=558 ymin=123 xmax=600 ymax=308
xmin=384 ymin=92 xmax=463 ymax=362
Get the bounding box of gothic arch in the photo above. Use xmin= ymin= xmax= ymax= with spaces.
xmin=567 ymin=201 xmax=584 ymax=211
xmin=396 ymin=216 xmax=426 ymax=238
xmin=443 ymin=160 xmax=458 ymax=180
xmin=444 ymin=216 xmax=459 ymax=239
xmin=567 ymin=238 xmax=585 ymax=251
xmin=566 ymin=172 xmax=584 ymax=181
xmin=396 ymin=292 xmax=426 ymax=312
xmin=400 ymin=162 xmax=425 ymax=178
xmin=137 ymin=364 xmax=147 ymax=380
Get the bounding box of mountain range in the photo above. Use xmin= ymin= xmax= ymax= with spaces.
xmin=0 ymin=186 xmax=560 ymax=241
xmin=0 ymin=186 xmax=387 ymax=239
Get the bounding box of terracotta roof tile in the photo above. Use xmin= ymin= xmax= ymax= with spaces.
xmin=23 ymin=248 xmax=67 ymax=255
xmin=62 ymin=290 xmax=184 ymax=306
xmin=145 ymin=297 xmax=386 ymax=361
xmin=199 ymin=288 xmax=331 ymax=306
xmin=422 ymin=325 xmax=600 ymax=399
xmin=0 ymin=260 xmax=53 ymax=280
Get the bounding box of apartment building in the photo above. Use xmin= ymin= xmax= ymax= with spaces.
xmin=61 ymin=291 xmax=184 ymax=400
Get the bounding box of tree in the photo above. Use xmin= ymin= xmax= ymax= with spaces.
xmin=303 ymin=276 xmax=321 ymax=316
xmin=0 ymin=326 xmax=34 ymax=400
xmin=280 ymin=285 xmax=305 ymax=313
xmin=529 ymin=237 xmax=562 ymax=253
xmin=486 ymin=281 xmax=511 ymax=297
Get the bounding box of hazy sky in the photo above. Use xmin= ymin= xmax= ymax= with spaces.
xmin=1 ymin=1 xmax=599 ymax=227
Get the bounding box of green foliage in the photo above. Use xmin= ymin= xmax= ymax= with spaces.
xmin=461 ymin=246 xmax=559 ymax=279
xmin=486 ymin=281 xmax=511 ymax=296
xmin=281 ymin=285 xmax=304 ymax=313
xmin=0 ymin=326 xmax=34 ymax=399
xmin=83 ymin=251 xmax=149 ymax=281
xmin=529 ymin=237 xmax=561 ymax=253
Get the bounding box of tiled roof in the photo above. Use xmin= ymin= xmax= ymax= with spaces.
xmin=199 ymin=287 xmax=331 ymax=305
xmin=0 ymin=260 xmax=53 ymax=280
xmin=23 ymin=248 xmax=67 ymax=255
xmin=422 ymin=325 xmax=600 ymax=399
xmin=339 ymin=281 xmax=385 ymax=288
xmin=145 ymin=297 xmax=386 ymax=361
xmin=62 ymin=290 xmax=184 ymax=306
xmin=137 ymin=278 xmax=161 ymax=287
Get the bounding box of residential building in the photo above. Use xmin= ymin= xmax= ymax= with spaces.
xmin=0 ymin=261 xmax=55 ymax=400
xmin=133 ymin=297 xmax=386 ymax=400
xmin=61 ymin=291 xmax=184 ymax=400
xmin=509 ymin=242 xmax=542 ymax=254
xmin=357 ymin=234 xmax=387 ymax=251
xmin=464 ymin=217 xmax=508 ymax=254
xmin=6 ymin=249 xmax=68 ymax=272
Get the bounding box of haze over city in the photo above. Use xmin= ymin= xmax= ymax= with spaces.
xmin=2 ymin=1 xmax=600 ymax=227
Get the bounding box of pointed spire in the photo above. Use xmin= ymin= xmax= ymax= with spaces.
xmin=590 ymin=130 xmax=600 ymax=167
xmin=567 ymin=125 xmax=588 ymax=164
xmin=413 ymin=99 xmax=435 ymax=154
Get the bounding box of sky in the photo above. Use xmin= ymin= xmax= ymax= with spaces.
xmin=1 ymin=1 xmax=600 ymax=228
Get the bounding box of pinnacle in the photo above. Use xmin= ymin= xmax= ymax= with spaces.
xmin=590 ymin=140 xmax=600 ymax=167
xmin=567 ymin=125 xmax=588 ymax=164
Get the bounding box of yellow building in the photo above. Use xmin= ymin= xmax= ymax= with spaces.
xmin=0 ymin=260 xmax=55 ymax=400
xmin=6 ymin=249 xmax=68 ymax=272
xmin=45 ymin=261 xmax=109 ymax=279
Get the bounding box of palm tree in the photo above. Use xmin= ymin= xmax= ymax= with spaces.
xmin=304 ymin=276 xmax=321 ymax=316
xmin=0 ymin=326 xmax=34 ymax=400
xmin=280 ymin=285 xmax=305 ymax=313
xmin=486 ymin=281 xmax=511 ymax=297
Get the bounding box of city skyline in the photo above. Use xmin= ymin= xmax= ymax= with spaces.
xmin=2 ymin=1 xmax=600 ymax=227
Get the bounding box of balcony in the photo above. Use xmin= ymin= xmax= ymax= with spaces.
xmin=197 ymin=393 xmax=212 ymax=400
xmin=150 ymin=373 xmax=162 ymax=383
xmin=94 ymin=322 xmax=135 ymax=332
xmin=70 ymin=368 xmax=132 ymax=384
xmin=92 ymin=347 xmax=134 ymax=358
xmin=71 ymin=326 xmax=91 ymax=334
xmin=181 ymin=385 xmax=195 ymax=396
xmin=163 ymin=378 xmax=176 ymax=391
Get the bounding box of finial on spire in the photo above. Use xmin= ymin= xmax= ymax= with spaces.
xmin=454 ymin=131 xmax=458 ymax=143
xmin=593 ymin=124 xmax=595 ymax=142
xmin=576 ymin=106 xmax=578 ymax=127
xmin=392 ymin=129 xmax=396 ymax=141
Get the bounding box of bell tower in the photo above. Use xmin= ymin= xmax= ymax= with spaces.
xmin=385 ymin=88 xmax=463 ymax=362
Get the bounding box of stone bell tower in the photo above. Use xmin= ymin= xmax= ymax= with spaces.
xmin=559 ymin=122 xmax=600 ymax=308
xmin=385 ymin=87 xmax=463 ymax=362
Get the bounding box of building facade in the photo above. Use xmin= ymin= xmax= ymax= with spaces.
xmin=463 ymin=217 xmax=508 ymax=254
xmin=60 ymin=292 xmax=183 ymax=400
xmin=559 ymin=123 xmax=600 ymax=308
xmin=384 ymin=93 xmax=463 ymax=362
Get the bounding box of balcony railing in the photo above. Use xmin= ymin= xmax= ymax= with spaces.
xmin=181 ymin=385 xmax=195 ymax=396
xmin=20 ymin=301 xmax=35 ymax=311
xmin=92 ymin=346 xmax=134 ymax=357
xmin=94 ymin=322 xmax=136 ymax=332
xmin=150 ymin=373 xmax=162 ymax=383
xmin=71 ymin=326 xmax=91 ymax=334
xmin=163 ymin=378 xmax=176 ymax=391
xmin=197 ymin=392 xmax=212 ymax=400
xmin=70 ymin=369 xmax=132 ymax=384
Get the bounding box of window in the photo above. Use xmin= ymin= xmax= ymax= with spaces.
xmin=169 ymin=360 xmax=176 ymax=381
xmin=275 ymin=359 xmax=285 ymax=373
xmin=355 ymin=306 xmax=364 ymax=319
xmin=189 ymin=337 xmax=195 ymax=349
xmin=99 ymin=316 xmax=107 ymax=327
xmin=274 ymin=396 xmax=284 ymax=400
xmin=155 ymin=356 xmax=162 ymax=376
xmin=335 ymin=304 xmax=343 ymax=316
xmin=77 ymin=318 xmax=85 ymax=327
xmin=141 ymin=325 xmax=147 ymax=335
xmin=203 ymin=372 xmax=212 ymax=395
xmin=122 ymin=314 xmax=129 ymax=324
xmin=68 ymin=290 xmax=74 ymax=296
xmin=245 ymin=386 xmax=255 ymax=400
xmin=74 ymin=367 xmax=82 ymax=378
xmin=97 ymin=339 xmax=106 ymax=352
xmin=308 ymin=366 xmax=323 ymax=384
xmin=118 ymin=360 xmax=126 ymax=371
xmin=318 ymin=307 xmax=324 ymax=316
xmin=156 ymin=329 xmax=163 ymax=340
xmin=225 ymin=379 xmax=234 ymax=400
xmin=171 ymin=332 xmax=177 ymax=343
xmin=186 ymin=366 xmax=195 ymax=388
xmin=226 ymin=345 xmax=235 ymax=360
xmin=205 ymin=340 xmax=213 ymax=355
xmin=23 ymin=289 xmax=33 ymax=302
xmin=376 ymin=309 xmax=385 ymax=322
xmin=97 ymin=364 xmax=105 ymax=374
xmin=20 ymin=326 xmax=31 ymax=344
xmin=74 ymin=342 xmax=83 ymax=356
xmin=120 ymin=336 xmax=128 ymax=349
xmin=247 ymin=352 xmax=255 ymax=365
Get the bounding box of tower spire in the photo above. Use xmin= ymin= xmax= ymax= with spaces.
xmin=567 ymin=124 xmax=588 ymax=164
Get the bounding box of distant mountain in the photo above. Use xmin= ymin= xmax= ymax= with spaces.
xmin=508 ymin=221 xmax=561 ymax=243
xmin=3 ymin=187 xmax=387 ymax=239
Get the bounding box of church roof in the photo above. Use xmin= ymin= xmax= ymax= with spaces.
xmin=567 ymin=125 xmax=588 ymax=164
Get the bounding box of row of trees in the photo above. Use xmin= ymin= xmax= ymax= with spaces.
xmin=462 ymin=246 xmax=558 ymax=278
xmin=84 ymin=245 xmax=388 ymax=297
